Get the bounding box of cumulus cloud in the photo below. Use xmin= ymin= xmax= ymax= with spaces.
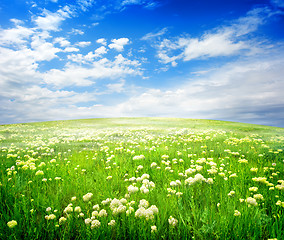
xmin=44 ymin=54 xmax=141 ymax=88
xmin=33 ymin=8 xmax=71 ymax=31
xmin=156 ymin=7 xmax=276 ymax=65
xmin=96 ymin=38 xmax=107 ymax=45
xmin=109 ymin=38 xmax=130 ymax=51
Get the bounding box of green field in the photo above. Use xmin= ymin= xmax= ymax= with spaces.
xmin=0 ymin=118 xmax=283 ymax=239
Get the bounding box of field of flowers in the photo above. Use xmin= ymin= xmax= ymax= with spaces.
xmin=0 ymin=118 xmax=283 ymax=239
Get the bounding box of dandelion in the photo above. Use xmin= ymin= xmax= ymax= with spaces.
xmin=7 ymin=220 xmax=17 ymax=228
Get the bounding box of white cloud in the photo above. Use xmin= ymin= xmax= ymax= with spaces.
xmin=156 ymin=7 xmax=277 ymax=65
xmin=106 ymin=79 xmax=125 ymax=93
xmin=113 ymin=53 xmax=284 ymax=126
xmin=0 ymin=25 xmax=34 ymax=46
xmin=44 ymin=54 xmax=141 ymax=88
xmin=76 ymin=41 xmax=91 ymax=47
xmin=109 ymin=38 xmax=130 ymax=51
xmin=54 ymin=37 xmax=71 ymax=47
xmin=64 ymin=47 xmax=80 ymax=52
xmin=141 ymin=27 xmax=168 ymax=40
xmin=70 ymin=28 xmax=84 ymax=35
xmin=96 ymin=38 xmax=107 ymax=45
xmin=33 ymin=9 xmax=69 ymax=31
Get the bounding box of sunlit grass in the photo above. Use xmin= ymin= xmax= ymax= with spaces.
xmin=0 ymin=118 xmax=283 ymax=239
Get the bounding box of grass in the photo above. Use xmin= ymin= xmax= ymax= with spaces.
xmin=0 ymin=117 xmax=283 ymax=239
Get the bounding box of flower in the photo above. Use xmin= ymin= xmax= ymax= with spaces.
xmin=249 ymin=187 xmax=258 ymax=192
xmin=168 ymin=216 xmax=178 ymax=227
xmin=108 ymin=220 xmax=116 ymax=226
xmin=91 ymin=220 xmax=101 ymax=229
xmin=83 ymin=193 xmax=93 ymax=202
xmin=246 ymin=197 xmax=258 ymax=206
xmin=59 ymin=217 xmax=67 ymax=224
xmin=35 ymin=170 xmax=44 ymax=176
xmin=234 ymin=210 xmax=241 ymax=216
xmin=7 ymin=220 xmax=17 ymax=228
xmin=74 ymin=206 xmax=81 ymax=213
xmin=98 ymin=209 xmax=107 ymax=217
xmin=151 ymin=225 xmax=157 ymax=233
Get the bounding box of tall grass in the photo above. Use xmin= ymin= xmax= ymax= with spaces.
xmin=0 ymin=118 xmax=283 ymax=239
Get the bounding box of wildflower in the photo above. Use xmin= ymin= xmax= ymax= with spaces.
xmin=106 ymin=176 xmax=112 ymax=180
xmin=234 ymin=210 xmax=241 ymax=216
xmin=151 ymin=225 xmax=157 ymax=233
xmin=139 ymin=199 xmax=149 ymax=208
xmin=108 ymin=220 xmax=116 ymax=226
xmin=98 ymin=209 xmax=107 ymax=217
xmin=91 ymin=220 xmax=101 ymax=229
xmin=7 ymin=220 xmax=17 ymax=228
xmin=249 ymin=187 xmax=258 ymax=192
xmin=85 ymin=218 xmax=92 ymax=225
xmin=71 ymin=196 xmax=76 ymax=201
xmin=246 ymin=197 xmax=258 ymax=206
xmin=74 ymin=206 xmax=81 ymax=213
xmin=128 ymin=185 xmax=139 ymax=194
xmin=83 ymin=193 xmax=93 ymax=202
xmin=253 ymin=194 xmax=264 ymax=200
xmin=228 ymin=191 xmax=235 ymax=197
xmin=168 ymin=216 xmax=178 ymax=227
xmin=59 ymin=217 xmax=67 ymax=225
xmin=35 ymin=170 xmax=44 ymax=176
xmin=46 ymin=207 xmax=51 ymax=212
xmin=93 ymin=204 xmax=100 ymax=211
xmin=151 ymin=162 xmax=157 ymax=168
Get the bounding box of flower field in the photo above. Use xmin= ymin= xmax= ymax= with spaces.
xmin=0 ymin=118 xmax=283 ymax=239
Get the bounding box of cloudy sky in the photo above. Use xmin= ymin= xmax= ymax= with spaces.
xmin=0 ymin=0 xmax=284 ymax=126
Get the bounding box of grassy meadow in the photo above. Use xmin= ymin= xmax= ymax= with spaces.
xmin=0 ymin=118 xmax=283 ymax=239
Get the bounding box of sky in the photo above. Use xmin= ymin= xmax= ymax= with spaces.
xmin=0 ymin=0 xmax=284 ymax=127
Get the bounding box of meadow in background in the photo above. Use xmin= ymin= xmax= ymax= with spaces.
xmin=0 ymin=118 xmax=283 ymax=239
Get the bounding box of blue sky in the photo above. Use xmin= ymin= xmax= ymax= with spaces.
xmin=0 ymin=0 xmax=284 ymax=126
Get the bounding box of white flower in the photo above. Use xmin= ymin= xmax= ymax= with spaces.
xmin=246 ymin=197 xmax=258 ymax=206
xmin=234 ymin=210 xmax=241 ymax=216
xmin=108 ymin=220 xmax=116 ymax=226
xmin=151 ymin=225 xmax=157 ymax=233
xmin=83 ymin=193 xmax=93 ymax=202
xmin=59 ymin=217 xmax=67 ymax=224
xmin=98 ymin=209 xmax=107 ymax=217
xmin=91 ymin=220 xmax=101 ymax=229
xmin=74 ymin=206 xmax=81 ymax=213
xmin=168 ymin=216 xmax=178 ymax=227
xmin=85 ymin=218 xmax=92 ymax=225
